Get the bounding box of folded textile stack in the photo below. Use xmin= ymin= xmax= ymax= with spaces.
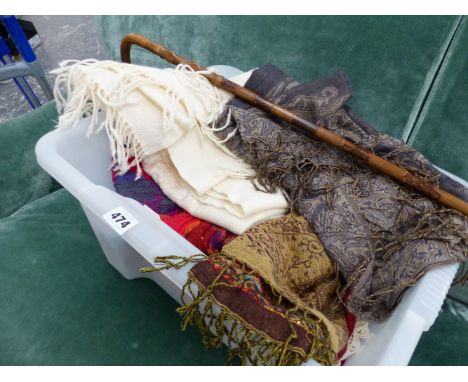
xmin=53 ymin=59 xmax=467 ymax=365
xmin=53 ymin=60 xmax=288 ymax=235
xmin=112 ymin=164 xmax=236 ymax=254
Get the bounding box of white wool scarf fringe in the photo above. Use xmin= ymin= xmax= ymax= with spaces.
xmin=52 ymin=60 xmax=288 ymax=234
xmin=52 ymin=59 xmax=245 ymax=178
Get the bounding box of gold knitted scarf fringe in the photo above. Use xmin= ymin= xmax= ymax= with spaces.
xmin=176 ymin=264 xmax=338 ymax=366
xmin=140 ymin=254 xmax=339 ymax=365
xmin=140 ymin=254 xmax=207 ymax=272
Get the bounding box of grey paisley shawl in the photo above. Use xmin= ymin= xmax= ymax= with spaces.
xmin=215 ymin=64 xmax=468 ymax=320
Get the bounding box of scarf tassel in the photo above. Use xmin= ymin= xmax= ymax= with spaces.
xmin=51 ymin=60 xmax=250 ymax=180
xmin=176 ymin=271 xmax=337 ymax=366
xmin=140 ymin=254 xmax=207 ymax=273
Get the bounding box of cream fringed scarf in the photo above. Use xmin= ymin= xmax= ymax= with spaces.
xmin=52 ymin=60 xmax=288 ymax=234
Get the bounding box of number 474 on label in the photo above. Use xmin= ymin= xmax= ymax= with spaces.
xmin=102 ymin=207 xmax=139 ymax=235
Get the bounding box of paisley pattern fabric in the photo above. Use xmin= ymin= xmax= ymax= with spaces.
xmin=215 ymin=64 xmax=468 ymax=320
xmin=221 ymin=213 xmax=348 ymax=352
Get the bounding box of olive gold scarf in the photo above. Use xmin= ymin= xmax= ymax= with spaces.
xmin=221 ymin=213 xmax=348 ymax=352
xmin=179 ymin=213 xmax=349 ymax=365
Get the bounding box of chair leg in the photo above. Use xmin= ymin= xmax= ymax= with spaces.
xmin=29 ymin=60 xmax=53 ymax=101
xmin=1 ymin=55 xmax=41 ymax=108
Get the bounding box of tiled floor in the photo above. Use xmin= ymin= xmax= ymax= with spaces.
xmin=0 ymin=16 xmax=107 ymax=122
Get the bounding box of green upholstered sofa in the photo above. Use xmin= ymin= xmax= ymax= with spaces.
xmin=0 ymin=16 xmax=467 ymax=365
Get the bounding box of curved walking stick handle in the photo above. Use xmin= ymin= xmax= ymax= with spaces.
xmin=120 ymin=33 xmax=468 ymax=216
xmin=121 ymin=33 xmax=204 ymax=70
xmin=121 ymin=33 xmax=255 ymax=103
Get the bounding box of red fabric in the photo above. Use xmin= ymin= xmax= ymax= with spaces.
xmin=337 ymin=290 xmax=358 ymax=363
xmin=113 ymin=164 xmax=236 ymax=254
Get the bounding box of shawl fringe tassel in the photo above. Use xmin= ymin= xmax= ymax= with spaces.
xmin=140 ymin=254 xmax=339 ymax=365
xmin=51 ymin=60 xmax=243 ymax=178
xmin=176 ymin=267 xmax=338 ymax=366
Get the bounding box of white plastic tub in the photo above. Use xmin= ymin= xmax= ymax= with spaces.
xmin=35 ymin=66 xmax=466 ymax=366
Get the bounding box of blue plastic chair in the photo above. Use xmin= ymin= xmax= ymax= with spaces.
xmin=0 ymin=15 xmax=53 ymax=109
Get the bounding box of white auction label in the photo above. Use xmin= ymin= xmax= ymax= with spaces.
xmin=102 ymin=207 xmax=138 ymax=235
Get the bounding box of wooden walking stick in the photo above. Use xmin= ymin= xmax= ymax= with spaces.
xmin=120 ymin=33 xmax=468 ymax=217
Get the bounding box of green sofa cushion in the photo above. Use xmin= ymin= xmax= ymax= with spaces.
xmin=405 ymin=16 xmax=468 ymax=306
xmin=409 ymin=17 xmax=468 ymax=181
xmin=0 ymin=102 xmax=59 ymax=219
xmin=0 ymin=189 xmax=226 ymax=365
xmin=97 ymin=15 xmax=458 ymax=139
xmin=411 ymin=298 xmax=468 ymax=365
